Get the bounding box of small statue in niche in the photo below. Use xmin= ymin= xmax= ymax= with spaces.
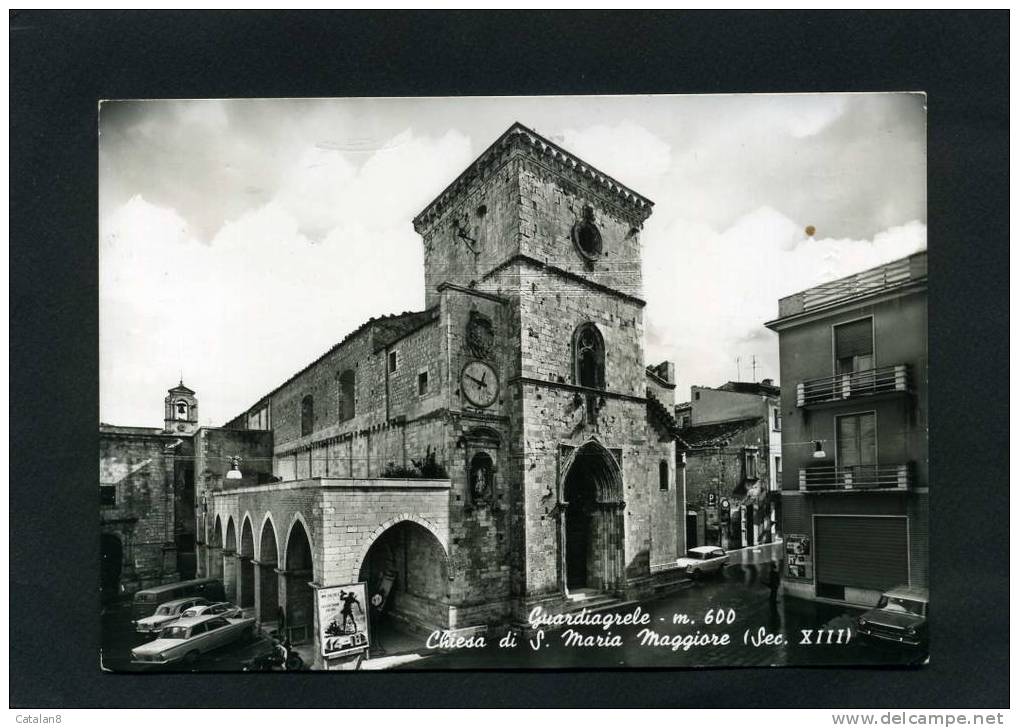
xmin=469 ymin=451 xmax=494 ymax=504
xmin=466 ymin=311 xmax=495 ymax=360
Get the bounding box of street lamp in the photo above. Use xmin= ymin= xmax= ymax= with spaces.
xmin=226 ymin=456 xmax=243 ymax=480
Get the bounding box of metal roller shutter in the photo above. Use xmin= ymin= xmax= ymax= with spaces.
xmin=835 ymin=319 xmax=873 ymax=358
xmin=815 ymin=516 xmax=908 ymax=591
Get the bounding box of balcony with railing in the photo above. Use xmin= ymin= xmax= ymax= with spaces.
xmin=796 ymin=364 xmax=911 ymax=407
xmin=799 ymin=463 xmax=913 ymax=493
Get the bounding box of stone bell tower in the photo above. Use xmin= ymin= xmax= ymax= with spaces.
xmin=164 ymin=380 xmax=199 ymax=434
xmin=413 ymin=123 xmax=677 ymax=618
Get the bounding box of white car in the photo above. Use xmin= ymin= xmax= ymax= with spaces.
xmin=180 ymin=601 xmax=241 ymax=620
xmin=131 ymin=614 xmax=256 ymax=666
xmin=133 ymin=597 xmax=210 ymax=634
xmin=676 ymin=546 xmax=728 ymax=577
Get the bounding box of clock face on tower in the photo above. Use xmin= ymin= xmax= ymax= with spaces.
xmin=460 ymin=360 xmax=499 ymax=409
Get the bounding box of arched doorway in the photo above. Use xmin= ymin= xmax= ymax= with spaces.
xmin=561 ymin=441 xmax=625 ymax=594
xmin=101 ymin=533 xmax=123 ymax=602
xmin=283 ymin=520 xmax=314 ymax=644
xmin=239 ymin=517 xmax=255 ymax=609
xmin=258 ymin=518 xmax=280 ymax=627
xmin=357 ymin=520 xmax=449 ymax=638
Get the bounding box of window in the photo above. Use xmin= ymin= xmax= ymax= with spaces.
xmin=775 ymin=456 xmax=782 ymax=483
xmin=418 ymin=370 xmax=429 ymax=396
xmin=834 ymin=318 xmax=874 ymax=374
xmin=100 ymin=485 xmax=115 ymax=507
xmin=772 ymin=408 xmax=782 ymax=431
xmin=338 ymin=369 xmax=355 ymax=422
xmin=573 ymin=323 xmax=605 ymax=389
xmin=659 ymin=460 xmax=670 ymax=491
xmin=743 ymin=448 xmax=759 ymax=480
xmin=681 ymin=414 xmax=691 ymax=428
xmin=301 ymin=395 xmax=314 ymax=436
xmin=694 ymin=391 xmax=700 ymax=400
xmin=388 ymin=351 xmax=398 ymax=373
xmin=837 ymin=412 xmax=877 ymax=471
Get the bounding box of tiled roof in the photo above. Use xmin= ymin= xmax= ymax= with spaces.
xmin=677 ymin=416 xmax=763 ymax=449
xmin=718 ymin=381 xmax=781 ymax=397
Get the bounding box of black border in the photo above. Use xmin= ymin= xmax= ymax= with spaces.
xmin=10 ymin=10 xmax=1009 ymax=708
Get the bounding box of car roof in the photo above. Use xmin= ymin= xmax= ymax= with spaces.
xmin=884 ymin=585 xmax=929 ymax=602
xmin=689 ymin=546 xmax=723 ymax=554
xmin=169 ymin=613 xmax=233 ymax=628
xmin=159 ymin=597 xmax=207 ymax=608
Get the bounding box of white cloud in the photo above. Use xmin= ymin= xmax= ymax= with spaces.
xmin=99 ymin=127 xmax=473 ymax=426
xmin=560 ymin=121 xmax=672 ymax=192
xmin=643 ymin=208 xmax=926 ymax=398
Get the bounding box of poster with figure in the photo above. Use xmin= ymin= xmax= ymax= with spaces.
xmin=785 ymin=534 xmax=812 ymax=580
xmin=317 ymin=582 xmax=369 ymax=659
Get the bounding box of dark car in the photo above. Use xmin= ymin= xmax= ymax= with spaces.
xmin=856 ymin=586 xmax=928 ymax=646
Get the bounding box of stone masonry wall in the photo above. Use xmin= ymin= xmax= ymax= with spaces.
xmin=99 ymin=431 xmax=180 ymax=593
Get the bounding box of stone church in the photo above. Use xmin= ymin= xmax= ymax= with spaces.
xmin=193 ymin=123 xmax=685 ymax=666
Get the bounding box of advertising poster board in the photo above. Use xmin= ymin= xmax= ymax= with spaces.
xmin=317 ymin=582 xmax=369 ymax=659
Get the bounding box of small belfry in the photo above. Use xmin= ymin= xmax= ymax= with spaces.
xmin=164 ymin=379 xmax=198 ymax=434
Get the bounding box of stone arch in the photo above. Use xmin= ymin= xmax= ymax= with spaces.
xmin=351 ymin=513 xmax=449 ymax=584
xmin=239 ymin=513 xmax=255 ymax=558
xmin=213 ymin=514 xmax=223 ymax=547
xmin=237 ymin=514 xmax=256 ymax=609
xmin=223 ymin=516 xmax=239 ymax=602
xmin=560 ymin=438 xmax=625 ymax=594
xmin=257 ymin=512 xmax=280 ymax=566
xmin=256 ymin=513 xmax=281 ymax=626
xmin=225 ymin=516 xmax=237 ymax=551
xmin=282 ymin=512 xmax=316 ymax=582
xmin=282 ymin=517 xmax=315 ymax=643
xmin=572 ymin=322 xmax=606 ymax=390
xmin=355 ymin=516 xmax=451 ymax=634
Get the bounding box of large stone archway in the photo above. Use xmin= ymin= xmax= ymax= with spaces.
xmin=357 ymin=519 xmax=450 ymax=634
xmin=560 ymin=440 xmax=625 ymax=595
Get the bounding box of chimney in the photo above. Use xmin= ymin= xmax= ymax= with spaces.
xmin=653 ymin=361 xmax=675 ymax=385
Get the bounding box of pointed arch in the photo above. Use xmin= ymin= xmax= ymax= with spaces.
xmin=258 ymin=512 xmax=280 ymax=567
xmin=239 ymin=513 xmax=255 ymax=559
xmin=225 ymin=516 xmax=237 ymax=552
xmin=573 ymin=322 xmax=606 ymax=389
xmin=283 ymin=512 xmax=316 ymax=580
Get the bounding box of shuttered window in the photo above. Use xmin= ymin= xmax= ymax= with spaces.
xmin=837 ymin=413 xmax=876 ymax=468
xmin=815 ymin=516 xmax=908 ymax=591
xmin=835 ymin=318 xmax=874 ymax=373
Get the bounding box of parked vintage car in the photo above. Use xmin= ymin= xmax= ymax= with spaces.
xmin=180 ymin=601 xmax=242 ymax=620
xmin=130 ymin=614 xmax=257 ymax=666
xmin=676 ymin=545 xmax=728 ymax=577
xmin=133 ymin=597 xmax=210 ymax=635
xmin=856 ymin=586 xmax=929 ymax=646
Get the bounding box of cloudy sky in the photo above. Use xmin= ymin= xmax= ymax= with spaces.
xmin=99 ymin=94 xmax=926 ymax=426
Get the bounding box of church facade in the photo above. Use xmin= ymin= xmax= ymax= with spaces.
xmin=198 ymin=123 xmax=686 ymax=665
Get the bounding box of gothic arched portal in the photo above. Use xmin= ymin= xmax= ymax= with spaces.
xmin=561 ymin=441 xmax=625 ymax=594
